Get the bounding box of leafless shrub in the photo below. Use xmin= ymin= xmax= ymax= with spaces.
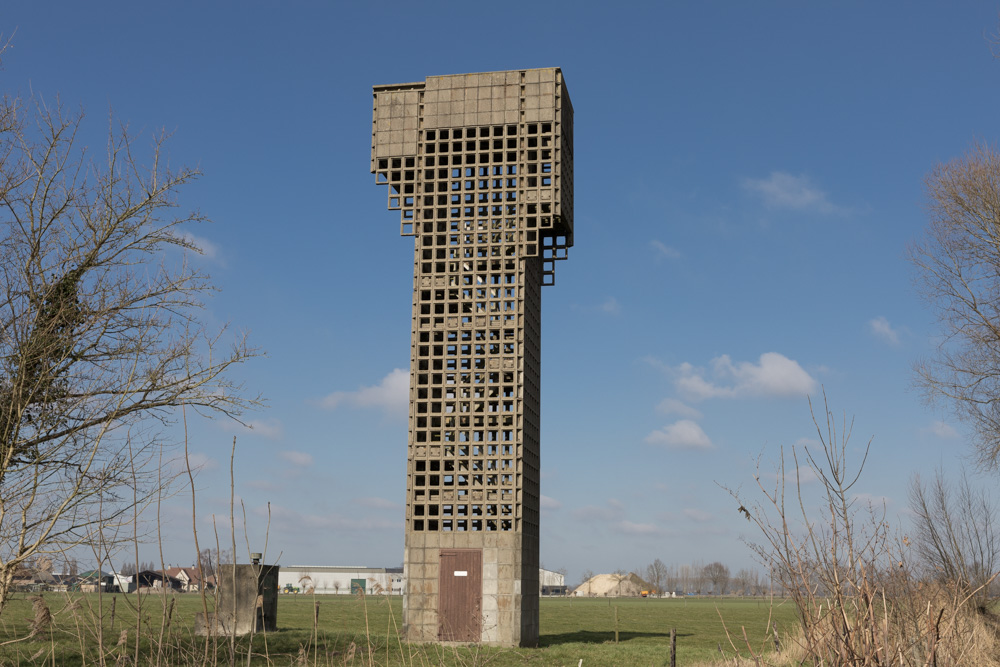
xmin=908 ymin=468 xmax=999 ymax=609
xmin=726 ymin=393 xmax=1000 ymax=665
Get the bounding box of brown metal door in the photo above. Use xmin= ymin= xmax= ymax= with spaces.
xmin=438 ymin=549 xmax=481 ymax=641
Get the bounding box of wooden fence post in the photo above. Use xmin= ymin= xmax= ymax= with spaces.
xmin=614 ymin=606 xmax=619 ymax=644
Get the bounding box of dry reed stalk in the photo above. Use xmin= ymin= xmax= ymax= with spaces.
xmin=28 ymin=595 xmax=51 ymax=638
xmin=182 ymin=404 xmax=214 ymax=667
xmin=229 ymin=435 xmax=238 ymax=666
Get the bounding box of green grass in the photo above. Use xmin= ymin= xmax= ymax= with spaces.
xmin=0 ymin=593 xmax=799 ymax=666
xmin=538 ymin=596 xmax=796 ymax=665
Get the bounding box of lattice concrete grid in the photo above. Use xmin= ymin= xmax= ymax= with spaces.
xmin=370 ymin=68 xmax=573 ymax=647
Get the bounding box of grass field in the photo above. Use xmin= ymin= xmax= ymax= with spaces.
xmin=0 ymin=593 xmax=800 ymax=666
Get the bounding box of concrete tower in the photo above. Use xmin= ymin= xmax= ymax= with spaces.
xmin=371 ymin=68 xmax=572 ymax=647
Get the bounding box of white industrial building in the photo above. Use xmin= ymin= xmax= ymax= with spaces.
xmin=539 ymin=568 xmax=567 ymax=595
xmin=278 ymin=565 xmax=565 ymax=596
xmin=278 ymin=566 xmax=403 ymax=595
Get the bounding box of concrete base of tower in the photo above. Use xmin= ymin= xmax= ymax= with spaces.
xmin=403 ymin=530 xmax=539 ymax=647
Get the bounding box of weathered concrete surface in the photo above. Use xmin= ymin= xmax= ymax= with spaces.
xmin=371 ymin=68 xmax=572 ymax=647
xmin=195 ymin=564 xmax=279 ymax=636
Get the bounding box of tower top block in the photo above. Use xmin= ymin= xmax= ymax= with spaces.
xmin=372 ymin=68 xmax=572 ymax=284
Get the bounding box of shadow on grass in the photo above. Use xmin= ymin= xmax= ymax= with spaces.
xmin=539 ymin=630 xmax=687 ymax=646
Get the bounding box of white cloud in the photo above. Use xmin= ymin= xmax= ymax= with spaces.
xmin=642 ymin=356 xmax=672 ymax=374
xmin=618 ymin=520 xmax=661 ymax=535
xmin=674 ymin=352 xmax=817 ymax=400
xmin=742 ymin=171 xmax=836 ymax=213
xmin=177 ymin=231 xmax=219 ymax=258
xmin=179 ymin=452 xmax=217 ymax=473
xmin=852 ymin=492 xmax=891 ymax=509
xmin=569 ymin=499 xmax=663 ymax=536
xmin=572 ymin=499 xmax=624 ymax=522
xmin=244 ymin=479 xmax=281 ymax=493
xmin=927 ymin=420 xmax=958 ymax=439
xmin=644 ymin=420 xmax=713 ymax=449
xmin=650 ymin=240 xmax=680 ymax=259
xmin=279 ymin=450 xmax=314 ymax=466
xmin=683 ymin=508 xmax=713 ymax=522
xmin=782 ymin=465 xmax=819 ymax=484
xmin=869 ymin=316 xmax=900 ymax=345
xmin=540 ymin=495 xmax=562 ymax=510
xmin=221 ymin=419 xmax=283 ymax=440
xmin=354 ymin=496 xmax=400 ymax=510
xmin=572 ymin=505 xmax=616 ymax=522
xmin=764 ymin=440 xmax=822 ymax=484
xmin=255 ymin=504 xmax=401 ymax=533
xmin=573 ymin=297 xmax=622 ymax=316
xmin=320 ymin=368 xmax=409 ymax=417
xmin=655 ymin=398 xmax=702 ymax=419
xmin=599 ymin=297 xmax=621 ymax=315
xmin=248 ymin=420 xmax=283 ymax=439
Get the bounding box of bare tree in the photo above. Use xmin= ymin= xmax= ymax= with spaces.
xmin=197 ymin=546 xmax=231 ymax=576
xmin=731 ymin=567 xmax=763 ymax=596
xmin=645 ymin=558 xmax=667 ymax=596
xmin=556 ymin=567 xmax=568 ymax=595
xmin=663 ymin=563 xmax=678 ymax=595
xmin=701 ymin=561 xmax=730 ymax=595
xmin=578 ymin=569 xmax=594 ymax=596
xmin=677 ymin=563 xmax=693 ymax=595
xmin=908 ymin=468 xmax=999 ymax=607
xmin=690 ymin=560 xmax=707 ymax=594
xmin=732 ymin=567 xmax=749 ymax=596
xmin=613 ymin=568 xmax=627 ymax=597
xmin=909 ymin=144 xmax=1000 ymax=469
xmin=0 ymin=97 xmax=259 ymax=612
xmin=198 ymin=548 xmax=216 ymax=577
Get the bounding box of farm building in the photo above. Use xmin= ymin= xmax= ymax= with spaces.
xmin=162 ymin=566 xmax=215 ymax=592
xmin=278 ymin=565 xmax=565 ymax=597
xmin=539 ymin=568 xmax=567 ymax=595
xmin=277 ymin=566 xmax=403 ymax=595
xmin=76 ymin=570 xmax=116 ymax=593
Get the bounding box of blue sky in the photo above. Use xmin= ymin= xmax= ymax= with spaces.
xmin=5 ymin=1 xmax=1000 ymax=583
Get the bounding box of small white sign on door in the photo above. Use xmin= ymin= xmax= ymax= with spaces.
xmin=454 ymin=570 xmax=468 ymax=577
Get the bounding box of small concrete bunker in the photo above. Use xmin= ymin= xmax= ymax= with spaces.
xmin=196 ymin=561 xmax=279 ymax=636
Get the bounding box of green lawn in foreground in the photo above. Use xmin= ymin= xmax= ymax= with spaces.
xmin=0 ymin=593 xmax=799 ymax=666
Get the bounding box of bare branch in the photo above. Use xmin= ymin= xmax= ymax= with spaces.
xmin=0 ymin=94 xmax=261 ymax=613
xmin=909 ymin=143 xmax=1000 ymax=469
